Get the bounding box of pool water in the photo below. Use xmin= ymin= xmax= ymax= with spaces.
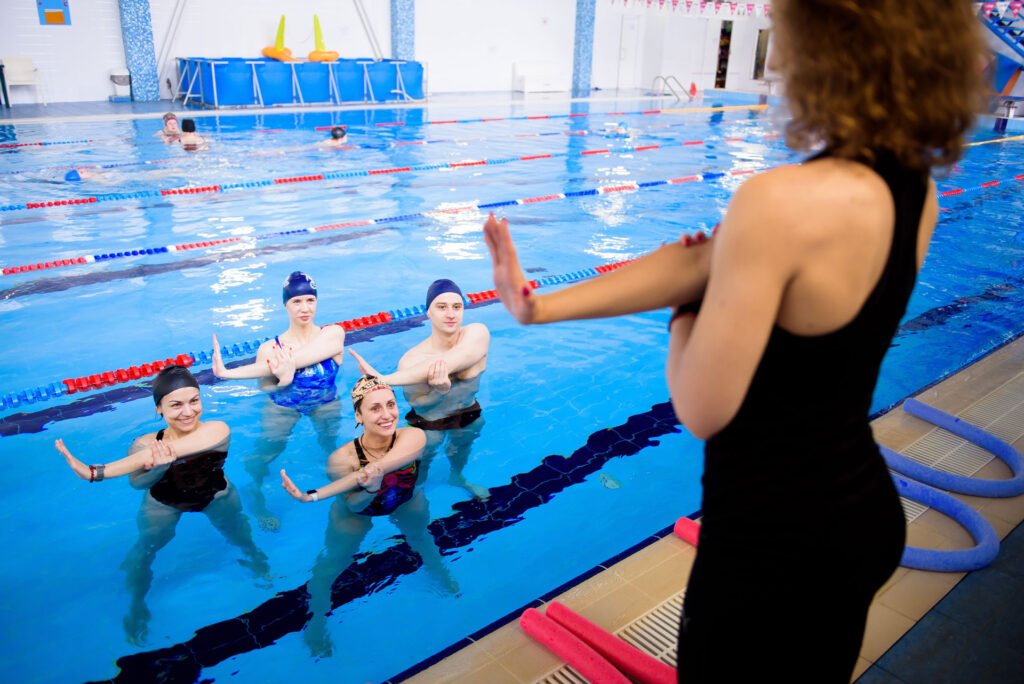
xmin=0 ymin=93 xmax=1022 ymax=683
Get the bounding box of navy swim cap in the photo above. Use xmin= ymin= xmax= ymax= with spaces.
xmin=152 ymin=365 xmax=200 ymax=406
xmin=426 ymin=279 xmax=464 ymax=309
xmin=64 ymin=169 xmax=82 ymax=182
xmin=330 ymin=126 xmax=347 ymax=139
xmin=282 ymin=271 xmax=317 ymax=304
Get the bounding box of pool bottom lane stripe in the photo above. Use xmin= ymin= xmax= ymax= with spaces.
xmin=97 ymin=401 xmax=684 ymax=684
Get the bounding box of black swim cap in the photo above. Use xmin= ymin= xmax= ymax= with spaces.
xmin=152 ymin=365 xmax=200 ymax=405
xmin=426 ymin=279 xmax=464 ymax=309
xmin=282 ymin=271 xmax=317 ymax=304
xmin=181 ymin=119 xmax=196 ymax=133
xmin=330 ymin=126 xmax=347 ymax=139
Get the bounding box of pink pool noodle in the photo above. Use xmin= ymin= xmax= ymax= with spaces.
xmin=519 ymin=608 xmax=630 ymax=683
xmin=674 ymin=516 xmax=701 ymax=547
xmin=546 ymin=602 xmax=676 ymax=684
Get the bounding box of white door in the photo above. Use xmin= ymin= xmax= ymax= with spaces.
xmin=616 ymin=15 xmax=642 ymax=91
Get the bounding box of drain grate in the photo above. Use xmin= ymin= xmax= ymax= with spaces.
xmin=537 ymin=593 xmax=684 ymax=682
xmin=896 ymin=371 xmax=1024 ymax=523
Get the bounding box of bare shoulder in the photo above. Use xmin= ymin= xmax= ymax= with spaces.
xmin=460 ymin=322 xmax=490 ymax=343
xmin=398 ymin=338 xmax=431 ymax=367
xmin=726 ymin=161 xmax=891 ymax=245
xmin=397 ymin=426 xmax=426 ymax=450
xmin=328 ymin=440 xmax=358 ymax=467
xmin=199 ymin=420 xmax=231 ymax=441
xmin=319 ymin=323 xmax=345 ymax=343
xmin=130 ymin=432 xmax=158 ymax=452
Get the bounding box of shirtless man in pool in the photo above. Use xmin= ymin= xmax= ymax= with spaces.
xmin=349 ymin=279 xmax=490 ymax=499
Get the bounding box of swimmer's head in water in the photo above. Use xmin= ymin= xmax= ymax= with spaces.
xmin=163 ymin=112 xmax=179 ymax=131
xmin=181 ymin=118 xmax=196 ymax=133
xmin=425 ymin=279 xmax=465 ymax=310
xmin=351 ymin=375 xmax=392 ymax=412
xmin=330 ymin=126 xmax=347 ymax=140
xmin=64 ymin=169 xmax=82 ymax=182
xmin=282 ymin=271 xmax=317 ymax=304
xmin=152 ymin=365 xmax=200 ymax=406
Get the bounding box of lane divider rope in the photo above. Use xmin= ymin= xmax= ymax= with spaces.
xmin=0 ymin=260 xmax=635 ymax=411
xmin=0 ymin=133 xmax=747 ymax=214
xmin=0 ymin=167 xmax=756 ymax=276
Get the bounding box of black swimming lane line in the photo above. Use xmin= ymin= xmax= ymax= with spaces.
xmin=87 ymin=401 xmax=682 ymax=684
xmin=0 ymin=224 xmax=411 ymax=301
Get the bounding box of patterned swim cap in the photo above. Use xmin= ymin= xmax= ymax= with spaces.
xmin=351 ymin=375 xmax=392 ymax=409
xmin=282 ymin=271 xmax=317 ymax=304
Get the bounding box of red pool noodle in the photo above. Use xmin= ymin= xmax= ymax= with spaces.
xmin=674 ymin=516 xmax=701 ymax=547
xmin=519 ymin=608 xmax=629 ymax=683
xmin=546 ymin=602 xmax=676 ymax=684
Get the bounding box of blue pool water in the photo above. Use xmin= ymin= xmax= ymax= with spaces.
xmin=0 ymin=93 xmax=1022 ymax=683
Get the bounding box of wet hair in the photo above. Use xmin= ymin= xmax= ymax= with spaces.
xmin=773 ymin=0 xmax=984 ymax=170
xmin=330 ymin=126 xmax=347 ymax=140
xmin=181 ymin=118 xmax=196 ymax=133
xmin=351 ymin=375 xmax=392 ymax=412
xmin=152 ymin=365 xmax=200 ymax=406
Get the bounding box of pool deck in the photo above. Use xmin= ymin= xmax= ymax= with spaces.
xmin=400 ymin=334 xmax=1024 ymax=684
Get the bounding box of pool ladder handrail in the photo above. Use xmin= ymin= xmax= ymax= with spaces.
xmin=650 ymin=75 xmax=686 ymax=102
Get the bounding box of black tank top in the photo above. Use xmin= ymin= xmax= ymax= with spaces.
xmin=700 ymin=150 xmax=927 ymax=550
xmin=148 ymin=429 xmax=229 ymax=512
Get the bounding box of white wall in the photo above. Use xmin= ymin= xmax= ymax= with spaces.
xmin=150 ymin=0 xmax=391 ymax=98
xmin=0 ymin=0 xmax=127 ymax=104
xmin=594 ymin=4 xmax=771 ymax=95
xmin=416 ymin=0 xmax=576 ymax=93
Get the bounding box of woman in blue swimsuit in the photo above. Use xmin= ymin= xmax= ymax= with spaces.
xmin=279 ymin=376 xmax=459 ymax=656
xmin=213 ymin=272 xmax=346 ymax=530
xmin=54 ymin=365 xmax=268 ymax=645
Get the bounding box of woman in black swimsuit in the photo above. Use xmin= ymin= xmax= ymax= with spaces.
xmin=280 ymin=376 xmax=458 ymax=656
xmin=483 ymin=2 xmax=983 ymax=680
xmin=55 ymin=365 xmax=267 ymax=645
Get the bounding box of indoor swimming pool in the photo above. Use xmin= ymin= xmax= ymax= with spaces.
xmin=0 ymin=92 xmax=1022 ymax=683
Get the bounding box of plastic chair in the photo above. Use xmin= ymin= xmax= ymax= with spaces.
xmin=0 ymin=57 xmax=46 ymax=105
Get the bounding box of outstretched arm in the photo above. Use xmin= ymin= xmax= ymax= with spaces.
xmin=211 ymin=326 xmax=344 ymax=382
xmin=482 ymin=213 xmax=713 ymax=324
xmin=281 ymin=428 xmax=426 ymax=503
xmin=56 ymin=421 xmax=230 ymax=482
xmin=348 ymin=328 xmax=488 ymax=388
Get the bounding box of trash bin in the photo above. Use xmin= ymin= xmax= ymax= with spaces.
xmin=110 ymin=68 xmax=131 ymax=99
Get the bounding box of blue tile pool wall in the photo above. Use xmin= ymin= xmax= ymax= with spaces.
xmin=116 ymin=0 xmax=160 ymax=101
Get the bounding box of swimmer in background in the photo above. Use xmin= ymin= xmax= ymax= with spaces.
xmin=212 ymin=272 xmax=345 ymax=531
xmin=348 ymin=279 xmax=490 ymax=500
xmin=316 ymin=125 xmax=349 ymax=148
xmin=179 ymin=118 xmax=208 ymax=152
xmin=54 ymin=365 xmax=268 ymax=646
xmin=280 ymin=377 xmax=458 ymax=657
xmin=157 ymin=112 xmax=181 ymax=143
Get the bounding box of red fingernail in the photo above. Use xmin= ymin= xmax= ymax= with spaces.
xmin=522 ymin=285 xmax=531 ymax=297
xmin=683 ymin=235 xmax=694 ymax=247
xmin=696 ymin=232 xmax=707 ymax=243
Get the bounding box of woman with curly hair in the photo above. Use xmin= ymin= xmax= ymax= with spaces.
xmin=483 ymin=1 xmax=985 ymax=679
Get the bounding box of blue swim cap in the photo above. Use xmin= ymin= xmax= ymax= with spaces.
xmin=64 ymin=169 xmax=82 ymax=182
xmin=426 ymin=278 xmax=465 ymax=309
xmin=282 ymin=271 xmax=317 ymax=304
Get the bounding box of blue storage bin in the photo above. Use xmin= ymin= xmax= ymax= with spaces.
xmin=331 ymin=59 xmax=367 ymax=102
xmin=294 ymin=62 xmax=331 ymax=103
xmin=367 ymin=60 xmax=399 ymax=102
xmin=255 ymin=59 xmax=293 ymax=105
xmin=213 ymin=59 xmax=256 ymax=106
xmin=397 ymin=61 xmax=424 ymax=99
